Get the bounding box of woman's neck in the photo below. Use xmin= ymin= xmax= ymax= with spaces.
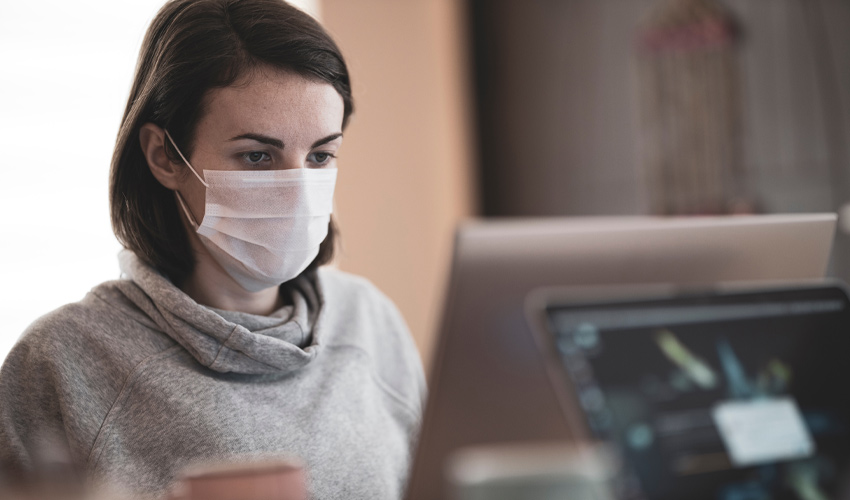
xmin=180 ymin=240 xmax=283 ymax=316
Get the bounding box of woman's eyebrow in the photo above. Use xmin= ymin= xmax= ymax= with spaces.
xmin=228 ymin=133 xmax=284 ymax=149
xmin=311 ymin=133 xmax=343 ymax=149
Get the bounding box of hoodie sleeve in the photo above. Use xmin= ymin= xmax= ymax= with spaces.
xmin=0 ymin=302 xmax=131 ymax=479
xmin=0 ymin=335 xmax=71 ymax=476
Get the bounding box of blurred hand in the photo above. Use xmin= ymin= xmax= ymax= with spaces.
xmin=166 ymin=458 xmax=307 ymax=500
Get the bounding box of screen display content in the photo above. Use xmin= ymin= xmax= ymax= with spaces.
xmin=547 ymin=287 xmax=850 ymax=500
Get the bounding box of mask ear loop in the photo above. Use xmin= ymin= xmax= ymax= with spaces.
xmin=174 ymin=190 xmax=201 ymax=231
xmin=163 ymin=129 xmax=209 ymax=188
xmin=164 ymin=129 xmax=208 ymax=230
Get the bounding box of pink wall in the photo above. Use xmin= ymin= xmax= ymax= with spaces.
xmin=323 ymin=0 xmax=478 ymax=368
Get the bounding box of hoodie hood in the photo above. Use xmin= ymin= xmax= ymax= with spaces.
xmin=105 ymin=250 xmax=323 ymax=375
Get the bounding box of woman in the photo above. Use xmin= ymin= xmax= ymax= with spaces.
xmin=0 ymin=0 xmax=426 ymax=498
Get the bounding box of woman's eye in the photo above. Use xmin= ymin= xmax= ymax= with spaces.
xmin=243 ymin=152 xmax=271 ymax=164
xmin=310 ymin=152 xmax=335 ymax=166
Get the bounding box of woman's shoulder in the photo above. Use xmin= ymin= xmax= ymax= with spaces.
xmin=316 ymin=266 xmax=387 ymax=297
xmin=316 ymin=267 xmax=413 ymax=339
xmin=7 ymin=281 xmax=176 ymax=380
xmin=12 ymin=292 xmax=118 ymax=365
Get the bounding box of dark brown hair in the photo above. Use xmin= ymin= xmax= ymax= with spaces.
xmin=110 ymin=0 xmax=352 ymax=285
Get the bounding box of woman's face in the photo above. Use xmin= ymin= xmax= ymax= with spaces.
xmin=177 ymin=66 xmax=345 ymax=224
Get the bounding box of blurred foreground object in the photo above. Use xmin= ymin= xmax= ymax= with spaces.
xmin=167 ymin=458 xmax=306 ymax=500
xmin=636 ymin=0 xmax=746 ymax=215
xmin=0 ymin=430 xmax=85 ymax=500
xmin=446 ymin=443 xmax=618 ymax=500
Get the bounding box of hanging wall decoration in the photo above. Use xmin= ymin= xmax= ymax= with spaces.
xmin=636 ymin=0 xmax=745 ymax=215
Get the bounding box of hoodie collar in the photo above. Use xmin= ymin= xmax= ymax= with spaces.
xmin=108 ymin=250 xmax=323 ymax=375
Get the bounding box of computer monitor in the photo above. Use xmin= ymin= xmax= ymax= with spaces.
xmin=529 ymin=282 xmax=850 ymax=500
xmin=405 ymin=213 xmax=837 ymax=500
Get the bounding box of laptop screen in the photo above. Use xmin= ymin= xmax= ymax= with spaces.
xmin=545 ymin=285 xmax=850 ymax=500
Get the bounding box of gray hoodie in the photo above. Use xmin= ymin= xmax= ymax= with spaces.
xmin=0 ymin=251 xmax=426 ymax=499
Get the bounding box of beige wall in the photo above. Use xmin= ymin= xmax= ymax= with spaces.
xmin=322 ymin=0 xmax=477 ymax=368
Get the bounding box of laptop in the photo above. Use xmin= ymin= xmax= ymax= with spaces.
xmin=526 ymin=282 xmax=850 ymax=500
xmin=404 ymin=213 xmax=837 ymax=500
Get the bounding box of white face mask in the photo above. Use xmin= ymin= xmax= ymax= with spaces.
xmin=165 ymin=130 xmax=336 ymax=292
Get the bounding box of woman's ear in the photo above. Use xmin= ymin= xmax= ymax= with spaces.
xmin=140 ymin=123 xmax=182 ymax=190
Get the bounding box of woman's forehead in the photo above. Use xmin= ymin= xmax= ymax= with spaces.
xmin=198 ymin=68 xmax=344 ymax=144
